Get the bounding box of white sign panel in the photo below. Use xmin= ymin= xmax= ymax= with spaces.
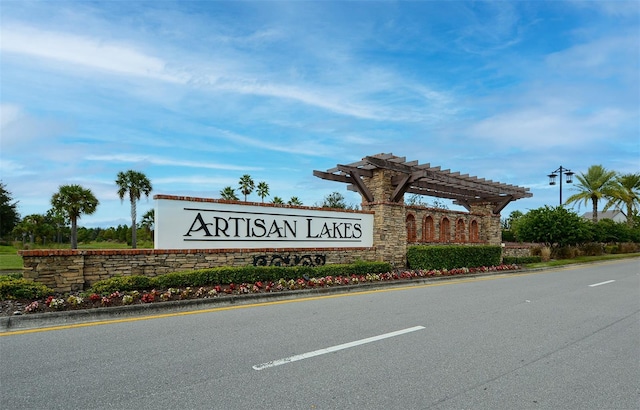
xmin=154 ymin=196 xmax=374 ymax=249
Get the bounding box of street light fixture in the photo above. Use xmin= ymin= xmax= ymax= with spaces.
xmin=548 ymin=166 xmax=574 ymax=205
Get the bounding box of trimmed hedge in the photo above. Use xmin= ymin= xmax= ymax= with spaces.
xmin=407 ymin=245 xmax=502 ymax=270
xmin=89 ymin=275 xmax=152 ymax=294
xmin=0 ymin=278 xmax=55 ymax=300
xmin=503 ymin=256 xmax=542 ymax=265
xmin=89 ymin=261 xmax=393 ymax=294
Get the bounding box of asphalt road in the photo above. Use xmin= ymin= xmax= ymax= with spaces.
xmin=1 ymin=260 xmax=638 ymax=409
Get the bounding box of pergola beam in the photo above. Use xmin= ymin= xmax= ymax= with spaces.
xmin=314 ymin=153 xmax=532 ymax=212
xmin=336 ymin=165 xmax=374 ymax=203
xmin=391 ymin=174 xmax=412 ymax=202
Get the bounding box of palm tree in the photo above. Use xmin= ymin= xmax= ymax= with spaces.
xmin=220 ymin=186 xmax=239 ymax=200
xmin=51 ymin=184 xmax=99 ymax=249
xmin=604 ymin=173 xmax=640 ymax=226
xmin=288 ymin=196 xmax=303 ymax=206
xmin=116 ymin=170 xmax=152 ymax=249
xmin=238 ymin=174 xmax=255 ymax=201
xmin=565 ymin=165 xmax=617 ymax=223
xmin=140 ymin=209 xmax=155 ymax=242
xmin=256 ymin=181 xmax=269 ymax=203
xmin=272 ymin=196 xmax=284 ymax=204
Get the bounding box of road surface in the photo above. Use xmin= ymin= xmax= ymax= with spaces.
xmin=1 ymin=260 xmax=638 ymax=409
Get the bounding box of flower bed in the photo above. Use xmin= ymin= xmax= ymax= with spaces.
xmin=4 ymin=264 xmax=520 ymax=316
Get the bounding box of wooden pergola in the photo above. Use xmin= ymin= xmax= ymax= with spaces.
xmin=313 ymin=153 xmax=532 ymax=214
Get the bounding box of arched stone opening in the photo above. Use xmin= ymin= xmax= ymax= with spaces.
xmin=455 ymin=219 xmax=466 ymax=242
xmin=440 ymin=217 xmax=451 ymax=243
xmin=423 ymin=215 xmax=435 ymax=242
xmin=406 ymin=214 xmax=417 ymax=242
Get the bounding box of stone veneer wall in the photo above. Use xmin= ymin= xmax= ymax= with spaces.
xmin=467 ymin=202 xmax=502 ymax=245
xmin=404 ymin=204 xmax=502 ymax=246
xmin=405 ymin=206 xmax=481 ymax=244
xmin=502 ymin=244 xmax=535 ymax=258
xmin=362 ymin=168 xmax=408 ymax=267
xmin=20 ymin=247 xmax=376 ymax=293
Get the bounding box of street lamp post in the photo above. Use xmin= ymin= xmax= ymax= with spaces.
xmin=547 ymin=166 xmax=574 ymax=206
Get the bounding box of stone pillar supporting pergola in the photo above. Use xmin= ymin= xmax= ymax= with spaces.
xmin=361 ymin=168 xmax=408 ymax=266
xmin=314 ymin=153 xmax=532 ymax=267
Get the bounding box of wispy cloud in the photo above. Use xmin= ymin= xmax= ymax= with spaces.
xmin=86 ymin=154 xmax=262 ymax=171
xmin=1 ymin=1 xmax=637 ymax=224
xmin=1 ymin=24 xmax=187 ymax=83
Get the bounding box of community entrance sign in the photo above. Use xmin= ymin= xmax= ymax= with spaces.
xmin=20 ymin=153 xmax=534 ymax=293
xmin=154 ymin=195 xmax=374 ymax=249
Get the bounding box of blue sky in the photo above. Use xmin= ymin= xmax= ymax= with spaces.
xmin=1 ymin=0 xmax=638 ymax=228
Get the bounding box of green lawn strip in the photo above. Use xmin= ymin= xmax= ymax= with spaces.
xmin=0 ymin=254 xmax=23 ymax=270
xmin=524 ymin=253 xmax=640 ymax=269
xmin=0 ymin=245 xmax=18 ymax=254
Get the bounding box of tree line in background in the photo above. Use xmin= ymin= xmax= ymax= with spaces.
xmin=1 ymin=164 xmax=637 ymax=250
xmin=0 ymin=169 xmax=152 ymax=250
xmin=0 ymin=172 xmax=357 ymax=249
xmin=502 ymin=207 xmax=639 ymax=247
xmin=220 ymin=174 xmax=361 ymax=209
xmin=501 ymin=165 xmax=640 ymax=252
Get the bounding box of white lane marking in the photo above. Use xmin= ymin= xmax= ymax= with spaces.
xmin=589 ymin=280 xmax=615 ymax=287
xmin=253 ymin=325 xmax=426 ymax=371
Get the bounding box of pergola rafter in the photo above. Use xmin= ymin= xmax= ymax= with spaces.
xmin=313 ymin=153 xmax=532 ymax=214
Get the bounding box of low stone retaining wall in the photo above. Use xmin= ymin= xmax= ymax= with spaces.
xmin=19 ymin=247 xmax=377 ymax=293
xmin=503 ymin=243 xmax=534 ymax=258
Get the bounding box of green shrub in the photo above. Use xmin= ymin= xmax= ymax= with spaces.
xmin=89 ymin=262 xmax=394 ymax=292
xmin=0 ymin=273 xmax=23 ymax=282
xmin=406 ymin=245 xmax=502 ymax=270
xmin=501 ymin=229 xmax=516 ymax=242
xmin=0 ymin=278 xmax=54 ymax=300
xmin=503 ymin=256 xmax=542 ymax=264
xmin=150 ymin=261 xmax=392 ymax=288
xmin=604 ymin=244 xmax=618 ymax=254
xmin=89 ymin=275 xmax=152 ymax=294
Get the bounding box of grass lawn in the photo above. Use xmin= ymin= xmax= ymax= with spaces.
xmin=0 ymin=245 xmax=22 ymax=270
xmin=0 ymin=254 xmax=22 ymax=270
xmin=524 ymin=252 xmax=640 ymax=268
xmin=0 ymin=241 xmax=153 ymax=271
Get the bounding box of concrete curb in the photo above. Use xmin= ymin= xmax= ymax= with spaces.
xmin=1 ymin=270 xmax=534 ymax=333
xmin=3 ymin=257 xmax=637 ymax=333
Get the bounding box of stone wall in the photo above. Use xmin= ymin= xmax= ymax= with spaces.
xmin=362 ymin=168 xmax=408 ymax=267
xmin=405 ymin=206 xmax=486 ymax=245
xmin=503 ymin=244 xmax=533 ymax=258
xmin=20 ymin=247 xmax=376 ymax=293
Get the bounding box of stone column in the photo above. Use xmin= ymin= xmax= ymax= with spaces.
xmin=361 ymin=168 xmax=407 ymax=268
xmin=468 ymin=202 xmax=502 ymax=245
